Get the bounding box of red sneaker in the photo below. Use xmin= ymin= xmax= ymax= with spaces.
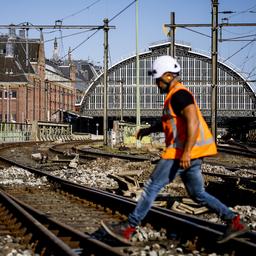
xmin=101 ymin=220 xmax=136 ymax=245
xmin=217 ymin=215 xmax=249 ymax=244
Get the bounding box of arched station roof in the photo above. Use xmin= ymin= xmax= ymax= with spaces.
xmin=80 ymin=41 xmax=256 ymax=119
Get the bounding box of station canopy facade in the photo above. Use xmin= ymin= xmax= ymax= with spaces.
xmin=80 ymin=41 xmax=256 ymax=125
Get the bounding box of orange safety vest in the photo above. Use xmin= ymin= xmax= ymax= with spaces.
xmin=161 ymin=82 xmax=217 ymax=159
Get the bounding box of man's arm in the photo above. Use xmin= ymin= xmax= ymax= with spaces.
xmin=136 ymin=119 xmax=162 ymax=140
xmin=179 ymin=104 xmax=199 ymax=169
xmin=148 ymin=119 xmax=163 ymax=133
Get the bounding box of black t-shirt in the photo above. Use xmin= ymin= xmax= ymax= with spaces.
xmin=170 ymin=90 xmax=194 ymax=116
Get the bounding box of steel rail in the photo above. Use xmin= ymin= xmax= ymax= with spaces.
xmin=57 ymin=178 xmax=256 ymax=247
xmin=217 ymin=145 xmax=256 ymax=158
xmin=0 ymin=189 xmax=78 ymax=256
xmin=4 ymin=191 xmax=124 ymax=256
xmin=49 ymin=178 xmax=256 ymax=255
xmin=202 ymin=171 xmax=256 ymax=190
xmin=49 ymin=143 xmax=150 ymax=161
xmin=0 ymin=155 xmax=255 ymax=255
xmin=76 ymin=147 xmax=150 ymax=161
xmin=49 ymin=144 xmax=97 ymax=160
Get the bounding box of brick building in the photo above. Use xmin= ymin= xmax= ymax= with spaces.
xmin=0 ymin=28 xmax=76 ymax=123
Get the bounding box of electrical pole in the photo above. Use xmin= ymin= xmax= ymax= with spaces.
xmin=169 ymin=12 xmax=176 ymax=57
xmin=136 ymin=0 xmax=141 ymax=148
xmin=164 ymin=0 xmax=256 ymax=141
xmin=211 ymin=0 xmax=218 ymax=141
xmin=120 ymin=79 xmax=124 ymax=122
xmin=25 ymin=23 xmax=29 ymax=67
xmin=103 ymin=18 xmax=109 ymax=146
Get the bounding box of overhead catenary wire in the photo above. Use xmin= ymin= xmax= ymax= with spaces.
xmin=222 ymin=39 xmax=255 ymax=63
xmin=42 ymin=1 xmax=102 ymax=35
xmin=240 ymin=42 xmax=255 ymax=72
xmin=221 ymin=26 xmax=256 ymax=36
xmin=220 ymin=32 xmax=256 ymax=41
xmin=246 ymin=63 xmax=256 ymax=80
xmin=220 ymin=39 xmax=256 ymax=42
xmin=60 ymin=29 xmax=100 ymax=60
xmin=44 ymin=29 xmax=96 ymax=43
xmin=109 ymin=0 xmax=136 ymax=23
xmin=0 ymin=0 xmax=138 ymax=62
xmin=184 ymin=27 xmax=211 ymax=38
xmin=106 ymin=0 xmax=137 ymax=67
xmin=226 ymin=4 xmax=256 ymax=19
xmin=180 ymin=23 xmax=256 ymax=79
xmin=59 ymin=0 xmax=102 ymax=21
xmin=176 ymin=23 xmax=256 ymax=78
xmin=221 ymin=3 xmax=256 ymax=77
xmin=59 ymin=0 xmax=137 ymax=60
xmin=171 ymin=3 xmax=256 ymax=84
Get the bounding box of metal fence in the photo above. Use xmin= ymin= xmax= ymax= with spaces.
xmin=37 ymin=121 xmax=72 ymax=141
xmin=0 ymin=121 xmax=73 ymax=142
xmin=0 ymin=122 xmax=32 ymax=142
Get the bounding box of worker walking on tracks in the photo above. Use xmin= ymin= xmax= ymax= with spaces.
xmin=102 ymin=55 xmax=249 ymax=244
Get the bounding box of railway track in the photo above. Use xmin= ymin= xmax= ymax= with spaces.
xmin=50 ymin=141 xmax=256 ymax=194
xmin=0 ymin=153 xmax=255 ymax=255
xmin=49 ymin=142 xmax=151 ymax=162
xmin=217 ymin=143 xmax=256 ymax=158
xmin=0 ymin=189 xmax=123 ymax=256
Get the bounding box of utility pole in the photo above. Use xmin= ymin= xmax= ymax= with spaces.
xmin=25 ymin=23 xmax=29 ymax=67
xmin=136 ymin=0 xmax=141 ymax=148
xmin=169 ymin=12 xmax=176 ymax=57
xmin=164 ymin=0 xmax=256 ymax=141
xmin=119 ymin=79 xmax=124 ymax=122
xmin=211 ymin=0 xmax=218 ymax=141
xmin=103 ymin=18 xmax=109 ymax=145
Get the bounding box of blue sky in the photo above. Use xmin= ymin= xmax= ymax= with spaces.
xmin=1 ymin=0 xmax=256 ymax=81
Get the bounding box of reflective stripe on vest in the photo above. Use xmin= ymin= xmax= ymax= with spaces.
xmin=168 ymin=118 xmax=214 ymax=149
xmin=165 ymin=84 xmax=214 ymax=150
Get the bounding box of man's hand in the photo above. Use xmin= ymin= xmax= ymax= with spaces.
xmin=136 ymin=128 xmax=150 ymax=140
xmin=179 ymin=151 xmax=191 ymax=169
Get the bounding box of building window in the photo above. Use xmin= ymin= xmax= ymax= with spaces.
xmin=10 ymin=113 xmax=16 ymax=122
xmin=11 ymin=90 xmax=17 ymax=98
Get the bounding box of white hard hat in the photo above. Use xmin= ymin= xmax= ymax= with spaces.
xmin=150 ymin=55 xmax=181 ymax=78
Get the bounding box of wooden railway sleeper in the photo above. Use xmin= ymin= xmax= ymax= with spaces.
xmin=20 ymin=233 xmax=33 ymax=245
xmin=12 ymin=226 xmax=27 ymax=237
xmin=2 ymin=213 xmax=15 ymax=224
xmin=9 ymin=221 xmax=23 ymax=231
